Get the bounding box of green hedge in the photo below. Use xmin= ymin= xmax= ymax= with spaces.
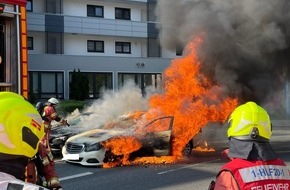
xmin=58 ymin=100 xmax=87 ymax=115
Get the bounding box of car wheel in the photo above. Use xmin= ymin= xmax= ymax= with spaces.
xmin=182 ymin=141 xmax=193 ymax=156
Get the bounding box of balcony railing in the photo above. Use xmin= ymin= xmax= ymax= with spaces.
xmin=27 ymin=13 xmax=148 ymax=38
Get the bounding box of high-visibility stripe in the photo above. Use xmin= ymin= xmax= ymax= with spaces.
xmin=31 ymin=119 xmax=41 ymax=131
xmin=239 ymin=165 xmax=290 ymax=183
xmin=20 ymin=5 xmax=28 ymax=98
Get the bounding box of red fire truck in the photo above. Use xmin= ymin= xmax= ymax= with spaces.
xmin=0 ymin=0 xmax=28 ymax=98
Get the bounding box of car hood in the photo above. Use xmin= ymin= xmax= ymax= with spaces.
xmin=50 ymin=127 xmax=75 ymax=138
xmin=66 ymin=129 xmax=127 ymax=144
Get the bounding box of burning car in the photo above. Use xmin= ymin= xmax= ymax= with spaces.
xmin=62 ymin=114 xmax=199 ymax=167
xmin=62 ymin=115 xmax=174 ymax=166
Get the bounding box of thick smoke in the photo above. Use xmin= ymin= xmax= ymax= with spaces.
xmin=65 ymin=81 xmax=151 ymax=131
xmin=156 ymin=0 xmax=290 ymax=109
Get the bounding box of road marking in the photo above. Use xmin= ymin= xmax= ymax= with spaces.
xmin=59 ymin=172 xmax=93 ymax=181
xmin=54 ymin=159 xmax=63 ymax=163
xmin=157 ymin=159 xmax=221 ymax=175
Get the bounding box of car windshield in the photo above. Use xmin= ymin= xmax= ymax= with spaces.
xmin=103 ymin=111 xmax=173 ymax=133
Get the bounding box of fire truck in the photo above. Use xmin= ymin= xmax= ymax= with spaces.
xmin=0 ymin=0 xmax=28 ymax=98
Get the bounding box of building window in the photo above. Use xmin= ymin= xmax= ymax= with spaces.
xmin=176 ymin=45 xmax=184 ymax=56
xmin=46 ymin=32 xmax=63 ymax=54
xmin=69 ymin=72 xmax=112 ymax=99
xmin=115 ymin=42 xmax=131 ymax=54
xmin=27 ymin=37 xmax=33 ymax=50
xmin=118 ymin=73 xmax=162 ymax=96
xmin=87 ymin=40 xmax=104 ymax=53
xmin=46 ymin=0 xmax=62 ymax=14
xmin=87 ymin=5 xmax=104 ymax=17
xmin=29 ymin=71 xmax=64 ymax=100
xmin=148 ymin=38 xmax=160 ymax=57
xmin=26 ymin=0 xmax=33 ymax=12
xmin=115 ymin=7 xmax=130 ymax=20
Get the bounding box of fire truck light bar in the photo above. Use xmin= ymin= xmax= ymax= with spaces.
xmin=0 ymin=4 xmax=5 ymax=14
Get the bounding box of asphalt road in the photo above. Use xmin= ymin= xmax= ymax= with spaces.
xmin=54 ymin=121 xmax=290 ymax=190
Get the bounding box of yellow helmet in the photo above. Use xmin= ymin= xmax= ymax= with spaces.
xmin=227 ymin=101 xmax=272 ymax=141
xmin=0 ymin=92 xmax=45 ymax=158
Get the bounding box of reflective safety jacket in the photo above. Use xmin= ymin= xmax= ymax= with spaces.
xmin=42 ymin=105 xmax=64 ymax=135
xmin=42 ymin=105 xmax=61 ymax=126
xmin=216 ymin=158 xmax=290 ymax=190
xmin=0 ymin=172 xmax=48 ymax=190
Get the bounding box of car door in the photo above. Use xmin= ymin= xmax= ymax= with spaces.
xmin=142 ymin=116 xmax=174 ymax=156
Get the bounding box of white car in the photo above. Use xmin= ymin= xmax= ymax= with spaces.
xmin=62 ymin=116 xmax=174 ymax=166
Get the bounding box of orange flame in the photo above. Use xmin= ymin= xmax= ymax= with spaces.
xmin=104 ymin=136 xmax=142 ymax=155
xmin=102 ymin=137 xmax=142 ymax=168
xmin=193 ymin=146 xmax=215 ymax=153
xmin=102 ymin=36 xmax=238 ymax=167
xmin=193 ymin=140 xmax=215 ymax=153
xmin=146 ymin=37 xmax=238 ymax=159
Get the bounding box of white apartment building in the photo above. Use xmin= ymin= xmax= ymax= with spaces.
xmin=26 ymin=0 xmax=179 ymax=100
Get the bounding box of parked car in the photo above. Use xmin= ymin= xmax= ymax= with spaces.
xmin=49 ymin=126 xmax=76 ymax=154
xmin=62 ymin=115 xmax=199 ymax=166
xmin=49 ymin=112 xmax=102 ymax=155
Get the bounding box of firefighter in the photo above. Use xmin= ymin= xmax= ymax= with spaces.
xmin=209 ymin=101 xmax=290 ymax=190
xmin=37 ymin=97 xmax=68 ymax=189
xmin=0 ymin=91 xmax=47 ymax=189
xmin=43 ymin=97 xmax=68 ymax=131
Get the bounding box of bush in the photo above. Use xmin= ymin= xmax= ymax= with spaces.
xmin=70 ymin=69 xmax=89 ymax=100
xmin=58 ymin=100 xmax=87 ymax=115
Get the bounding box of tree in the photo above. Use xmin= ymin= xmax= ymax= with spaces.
xmin=70 ymin=69 xmax=89 ymax=100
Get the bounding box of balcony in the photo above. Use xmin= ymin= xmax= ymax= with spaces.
xmin=27 ymin=13 xmax=148 ymax=38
